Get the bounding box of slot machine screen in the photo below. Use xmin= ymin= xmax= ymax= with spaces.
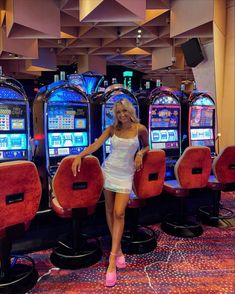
xmin=190 ymin=128 xmax=214 ymax=146
xmin=47 ymin=104 xmax=89 ymax=158
xmin=11 ymin=118 xmax=25 ymax=130
xmin=0 ymin=133 xmax=27 ymax=160
xmin=0 ymin=104 xmax=26 ymax=131
xmin=150 ymin=106 xmax=179 ymax=150
xmin=0 ymin=104 xmax=28 ymax=160
xmin=48 ymin=105 xmax=88 ymax=130
xmin=48 ymin=132 xmax=88 ymax=157
xmin=151 ymin=107 xmax=179 ymax=128
xmin=151 ymin=129 xmax=179 ymax=149
xmin=0 ymin=133 xmax=27 ymax=150
xmin=190 ymin=107 xmax=214 ymax=127
xmin=75 ymin=118 xmax=86 ymax=129
xmin=0 ymin=115 xmax=25 ymax=131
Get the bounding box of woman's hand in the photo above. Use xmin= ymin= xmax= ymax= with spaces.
xmin=72 ymin=156 xmax=82 ymax=176
xmin=134 ymin=152 xmax=143 ymax=171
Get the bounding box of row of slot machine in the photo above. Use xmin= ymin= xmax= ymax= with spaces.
xmin=0 ymin=74 xmax=217 ymax=210
xmin=147 ymin=87 xmax=216 ymax=178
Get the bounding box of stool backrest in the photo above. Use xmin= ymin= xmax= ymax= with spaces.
xmin=213 ymin=145 xmax=235 ymax=184
xmin=134 ymin=150 xmax=166 ymax=199
xmin=0 ymin=161 xmax=41 ymax=230
xmin=175 ymin=146 xmax=211 ymax=189
xmin=52 ymin=155 xmax=104 ymax=209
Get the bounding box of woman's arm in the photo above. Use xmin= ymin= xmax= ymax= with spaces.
xmin=137 ymin=124 xmax=150 ymax=156
xmin=135 ymin=124 xmax=149 ymax=171
xmin=72 ymin=126 xmax=112 ymax=176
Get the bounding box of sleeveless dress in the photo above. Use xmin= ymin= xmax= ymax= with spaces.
xmin=102 ymin=129 xmax=139 ymax=194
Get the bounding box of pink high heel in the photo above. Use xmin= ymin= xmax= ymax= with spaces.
xmin=116 ymin=254 xmax=126 ymax=269
xmin=106 ymin=253 xmax=117 ymax=287
xmin=105 ymin=270 xmax=117 ymax=287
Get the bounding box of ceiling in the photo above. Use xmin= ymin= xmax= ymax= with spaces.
xmin=0 ymin=0 xmax=213 ymax=83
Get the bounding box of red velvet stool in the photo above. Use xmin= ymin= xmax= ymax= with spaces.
xmin=199 ymin=145 xmax=235 ymax=226
xmin=0 ymin=161 xmax=41 ymax=293
xmin=122 ymin=150 xmax=166 ymax=254
xmin=161 ymin=146 xmax=211 ymax=238
xmin=50 ymin=155 xmax=104 ymax=269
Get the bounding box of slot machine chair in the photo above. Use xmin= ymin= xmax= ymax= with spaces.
xmin=199 ymin=145 xmax=235 ymax=226
xmin=161 ymin=146 xmax=211 ymax=238
xmin=50 ymin=155 xmax=104 ymax=269
xmin=122 ymin=150 xmax=166 ymax=254
xmin=0 ymin=161 xmax=41 ymax=293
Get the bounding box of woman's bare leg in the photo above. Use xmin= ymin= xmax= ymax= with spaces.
xmin=103 ymin=189 xmax=115 ymax=235
xmin=107 ymin=192 xmax=129 ymax=273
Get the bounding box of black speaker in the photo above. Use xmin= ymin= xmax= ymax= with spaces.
xmin=181 ymin=38 xmax=205 ymax=67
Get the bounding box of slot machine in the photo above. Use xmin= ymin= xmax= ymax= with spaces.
xmin=102 ymin=84 xmax=139 ymax=161
xmin=149 ymin=87 xmax=181 ymax=180
xmin=188 ymin=91 xmax=216 ymax=155
xmin=33 ymin=80 xmax=90 ymax=209
xmin=0 ymin=76 xmax=30 ymax=162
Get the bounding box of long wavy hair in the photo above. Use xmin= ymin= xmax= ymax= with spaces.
xmin=112 ymin=98 xmax=139 ymax=129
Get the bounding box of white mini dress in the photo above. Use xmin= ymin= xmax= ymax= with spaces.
xmin=102 ymin=132 xmax=139 ymax=194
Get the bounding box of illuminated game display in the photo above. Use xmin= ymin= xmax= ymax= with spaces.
xmin=102 ymin=84 xmax=139 ymax=159
xmin=188 ymin=92 xmax=216 ymax=153
xmin=150 ymin=107 xmax=179 ymax=147
xmin=47 ymin=104 xmax=88 ymax=159
xmin=33 ymin=81 xmax=90 ymax=209
xmin=0 ymin=77 xmax=29 ymax=162
xmin=149 ymin=87 xmax=181 ymax=179
xmin=149 ymin=89 xmax=181 ymax=154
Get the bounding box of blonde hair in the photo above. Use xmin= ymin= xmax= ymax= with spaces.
xmin=112 ymin=98 xmax=139 ymax=128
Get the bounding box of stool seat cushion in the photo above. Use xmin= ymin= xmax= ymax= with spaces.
xmin=51 ymin=197 xmax=72 ymax=218
xmin=51 ymin=197 xmax=96 ymax=218
xmin=128 ymin=198 xmax=145 ymax=208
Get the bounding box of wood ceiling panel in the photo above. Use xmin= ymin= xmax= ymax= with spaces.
xmin=0 ymin=0 xmax=214 ymax=80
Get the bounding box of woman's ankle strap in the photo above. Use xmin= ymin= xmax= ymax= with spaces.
xmin=110 ymin=252 xmax=117 ymax=256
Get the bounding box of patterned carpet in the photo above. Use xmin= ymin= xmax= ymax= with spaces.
xmin=27 ymin=192 xmax=235 ymax=294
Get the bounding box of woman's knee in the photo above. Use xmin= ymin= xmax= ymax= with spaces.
xmin=113 ymin=209 xmax=125 ymax=220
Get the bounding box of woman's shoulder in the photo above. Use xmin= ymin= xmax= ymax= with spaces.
xmin=137 ymin=123 xmax=148 ymax=132
xmin=106 ymin=125 xmax=115 ymax=135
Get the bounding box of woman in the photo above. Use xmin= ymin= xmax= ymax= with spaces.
xmin=72 ymin=98 xmax=149 ymax=287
